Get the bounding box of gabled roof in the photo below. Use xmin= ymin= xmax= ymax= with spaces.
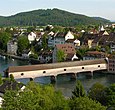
xmin=65 ymin=39 xmax=75 ymax=43
xmin=0 ymin=81 xmax=24 ymax=94
xmin=54 ymin=32 xmax=67 ymax=38
xmin=85 ymin=51 xmax=106 ymax=55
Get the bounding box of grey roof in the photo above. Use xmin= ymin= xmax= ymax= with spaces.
xmin=0 ymin=81 xmax=24 ymax=94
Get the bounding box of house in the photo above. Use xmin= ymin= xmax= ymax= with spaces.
xmin=28 ymin=32 xmax=36 ymax=43
xmin=53 ymin=44 xmax=78 ymax=63
xmin=38 ymin=50 xmax=52 ymax=63
xmin=48 ymin=31 xmax=74 ymax=48
xmin=0 ymin=97 xmax=2 ymax=108
xmin=22 ymin=50 xmax=33 ymax=58
xmin=110 ymin=42 xmax=115 ymax=53
xmin=65 ymin=39 xmax=80 ymax=47
xmin=0 ymin=80 xmax=25 ymax=107
xmin=108 ymin=54 xmax=115 ymax=73
xmin=7 ymin=40 xmax=18 ymax=55
xmin=36 ymin=32 xmax=42 ymax=42
xmin=83 ymin=51 xmax=106 ymax=60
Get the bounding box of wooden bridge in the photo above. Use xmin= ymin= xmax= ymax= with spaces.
xmin=4 ymin=59 xmax=108 ymax=82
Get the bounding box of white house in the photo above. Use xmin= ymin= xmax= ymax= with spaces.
xmin=28 ymin=32 xmax=36 ymax=43
xmin=74 ymin=39 xmax=80 ymax=46
xmin=65 ymin=31 xmax=74 ymax=41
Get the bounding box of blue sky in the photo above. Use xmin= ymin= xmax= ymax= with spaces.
xmin=0 ymin=0 xmax=115 ymax=21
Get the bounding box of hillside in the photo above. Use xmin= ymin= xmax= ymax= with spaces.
xmin=0 ymin=8 xmax=110 ymax=27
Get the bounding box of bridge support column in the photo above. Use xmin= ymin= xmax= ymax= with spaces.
xmin=30 ymin=78 xmax=34 ymax=81
xmin=50 ymin=76 xmax=56 ymax=83
xmin=91 ymin=71 xmax=93 ymax=77
xmin=86 ymin=71 xmax=93 ymax=78
xmin=70 ymin=73 xmax=77 ymax=81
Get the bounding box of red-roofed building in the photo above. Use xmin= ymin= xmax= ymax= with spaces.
xmin=53 ymin=44 xmax=78 ymax=62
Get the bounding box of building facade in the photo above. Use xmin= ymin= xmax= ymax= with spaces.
xmin=7 ymin=40 xmax=18 ymax=55
xmin=108 ymin=54 xmax=115 ymax=73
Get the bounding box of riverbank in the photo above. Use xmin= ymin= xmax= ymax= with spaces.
xmin=0 ymin=50 xmax=40 ymax=64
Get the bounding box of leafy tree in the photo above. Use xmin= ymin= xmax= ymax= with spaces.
xmin=76 ymin=47 xmax=89 ymax=59
xmin=105 ymin=45 xmax=110 ymax=54
xmin=0 ymin=32 xmax=11 ymax=51
xmin=2 ymin=81 xmax=69 ymax=110
xmin=17 ymin=35 xmax=29 ymax=54
xmin=29 ymin=53 xmax=38 ymax=59
xmin=42 ymin=33 xmax=47 ymax=50
xmin=96 ymin=45 xmax=101 ymax=51
xmin=27 ymin=26 xmax=36 ymax=32
xmin=72 ymin=80 xmax=86 ymax=99
xmin=88 ymin=82 xmax=106 ymax=105
xmin=0 ymin=74 xmax=3 ymax=85
xmin=104 ymin=84 xmax=115 ymax=106
xmin=69 ymin=97 xmax=106 ymax=110
xmin=57 ymin=49 xmax=66 ymax=62
xmin=9 ymin=74 xmax=15 ymax=82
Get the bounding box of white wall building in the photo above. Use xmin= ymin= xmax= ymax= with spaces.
xmin=28 ymin=32 xmax=36 ymax=43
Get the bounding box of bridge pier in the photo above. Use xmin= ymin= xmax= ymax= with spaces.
xmin=70 ymin=73 xmax=77 ymax=81
xmin=30 ymin=78 xmax=34 ymax=81
xmin=86 ymin=71 xmax=93 ymax=78
xmin=50 ymin=76 xmax=56 ymax=83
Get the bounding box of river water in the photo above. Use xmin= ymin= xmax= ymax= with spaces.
xmin=0 ymin=56 xmax=115 ymax=97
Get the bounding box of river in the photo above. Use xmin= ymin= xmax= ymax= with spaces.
xmin=0 ymin=55 xmax=115 ymax=97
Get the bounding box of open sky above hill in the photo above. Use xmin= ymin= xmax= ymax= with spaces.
xmin=0 ymin=0 xmax=115 ymax=21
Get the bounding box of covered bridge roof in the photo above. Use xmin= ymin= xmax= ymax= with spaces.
xmin=6 ymin=59 xmax=107 ymax=73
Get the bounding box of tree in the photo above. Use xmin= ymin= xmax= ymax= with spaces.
xmin=9 ymin=74 xmax=15 ymax=82
xmin=88 ymin=82 xmax=106 ymax=105
xmin=42 ymin=33 xmax=47 ymax=50
xmin=0 ymin=32 xmax=11 ymax=51
xmin=27 ymin=26 xmax=36 ymax=32
xmin=2 ymin=81 xmax=69 ymax=110
xmin=76 ymin=47 xmax=89 ymax=59
xmin=105 ymin=45 xmax=110 ymax=54
xmin=72 ymin=80 xmax=86 ymax=99
xmin=69 ymin=97 xmax=106 ymax=110
xmin=57 ymin=49 xmax=66 ymax=62
xmin=29 ymin=54 xmax=38 ymax=59
xmin=104 ymin=84 xmax=115 ymax=106
xmin=0 ymin=74 xmax=3 ymax=85
xmin=17 ymin=36 xmax=29 ymax=54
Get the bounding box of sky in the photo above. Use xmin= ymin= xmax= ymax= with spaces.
xmin=0 ymin=0 xmax=115 ymax=21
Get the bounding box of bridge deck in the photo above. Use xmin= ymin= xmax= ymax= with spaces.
xmin=7 ymin=59 xmax=107 ymax=73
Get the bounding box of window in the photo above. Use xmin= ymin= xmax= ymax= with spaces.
xmin=43 ymin=71 xmax=46 ymax=73
xmin=82 ymin=67 xmax=84 ymax=69
xmin=21 ymin=73 xmax=24 ymax=76
xmin=64 ymin=69 xmax=66 ymax=71
xmin=98 ymin=65 xmax=100 ymax=67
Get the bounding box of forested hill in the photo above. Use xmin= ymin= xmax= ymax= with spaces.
xmin=0 ymin=8 xmax=110 ymax=27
